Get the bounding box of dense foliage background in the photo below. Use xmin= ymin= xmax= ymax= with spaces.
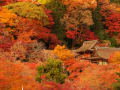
xmin=1 ymin=0 xmax=120 ymax=90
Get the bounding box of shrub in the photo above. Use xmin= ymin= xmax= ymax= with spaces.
xmin=53 ymin=45 xmax=74 ymax=60
xmin=36 ymin=59 xmax=68 ymax=84
xmin=108 ymin=37 xmax=118 ymax=47
xmin=112 ymin=72 xmax=120 ymax=90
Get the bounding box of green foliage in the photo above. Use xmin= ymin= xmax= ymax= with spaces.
xmin=0 ymin=0 xmax=3 ymax=3
xmin=108 ymin=38 xmax=120 ymax=47
xmin=3 ymin=2 xmax=50 ymax=26
xmin=36 ymin=59 xmax=68 ymax=84
xmin=110 ymin=0 xmax=120 ymax=4
xmin=91 ymin=0 xmax=106 ymax=40
xmin=112 ymin=72 xmax=120 ymax=90
xmin=45 ymin=0 xmax=66 ymax=43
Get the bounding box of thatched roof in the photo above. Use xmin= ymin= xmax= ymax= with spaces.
xmin=94 ymin=47 xmax=120 ymax=59
xmin=73 ymin=40 xmax=120 ymax=61
xmin=73 ymin=40 xmax=98 ymax=53
xmin=85 ymin=56 xmax=103 ymax=60
xmin=84 ymin=47 xmax=120 ymax=61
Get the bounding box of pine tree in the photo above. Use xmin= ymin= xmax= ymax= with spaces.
xmin=45 ymin=0 xmax=66 ymax=43
xmin=91 ymin=0 xmax=106 ymax=40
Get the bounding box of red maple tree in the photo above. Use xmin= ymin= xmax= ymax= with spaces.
xmin=104 ymin=12 xmax=120 ymax=33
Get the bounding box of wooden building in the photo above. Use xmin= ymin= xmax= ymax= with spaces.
xmin=73 ymin=40 xmax=120 ymax=65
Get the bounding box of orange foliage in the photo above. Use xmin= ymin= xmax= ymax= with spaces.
xmin=0 ymin=59 xmax=41 ymax=90
xmin=64 ymin=59 xmax=96 ymax=80
xmin=63 ymin=58 xmax=120 ymax=89
xmin=0 ymin=8 xmax=17 ymax=27
xmin=0 ymin=59 xmax=77 ymax=90
xmin=108 ymin=51 xmax=120 ymax=64
xmin=62 ymin=0 xmax=97 ymax=9
xmin=17 ymin=30 xmax=33 ymax=43
xmin=40 ymin=81 xmax=78 ymax=90
xmin=53 ymin=45 xmax=74 ymax=60
xmin=61 ymin=1 xmax=95 ymax=46
xmin=73 ymin=64 xmax=120 ymax=90
xmin=15 ymin=17 xmax=60 ymax=49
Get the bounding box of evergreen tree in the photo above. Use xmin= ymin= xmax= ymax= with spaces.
xmin=46 ymin=0 xmax=66 ymax=43
xmin=91 ymin=0 xmax=106 ymax=40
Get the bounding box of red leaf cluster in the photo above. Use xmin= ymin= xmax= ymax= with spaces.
xmin=0 ymin=0 xmax=14 ymax=6
xmin=64 ymin=59 xmax=95 ymax=80
xmin=0 ymin=31 xmax=15 ymax=51
xmin=45 ymin=9 xmax=55 ymax=26
xmin=104 ymin=12 xmax=120 ymax=33
xmin=15 ymin=17 xmax=60 ymax=49
xmin=66 ymin=30 xmax=79 ymax=39
xmin=81 ymin=29 xmax=98 ymax=40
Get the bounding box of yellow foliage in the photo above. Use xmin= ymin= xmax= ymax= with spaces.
xmin=0 ymin=8 xmax=17 ymax=26
xmin=109 ymin=51 xmax=120 ymax=64
xmin=37 ymin=0 xmax=52 ymax=4
xmin=53 ymin=45 xmax=74 ymax=60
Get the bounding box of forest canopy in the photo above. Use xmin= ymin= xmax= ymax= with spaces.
xmin=1 ymin=0 xmax=120 ymax=90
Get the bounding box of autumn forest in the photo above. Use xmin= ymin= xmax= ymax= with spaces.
xmin=1 ymin=0 xmax=120 ymax=90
